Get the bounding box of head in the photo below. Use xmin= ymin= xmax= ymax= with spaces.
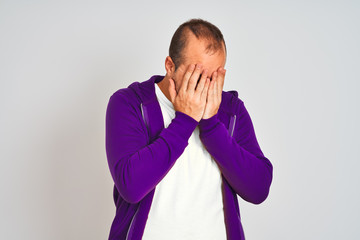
xmin=164 ymin=19 xmax=227 ymax=91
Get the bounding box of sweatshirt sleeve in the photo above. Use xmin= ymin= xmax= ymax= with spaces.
xmin=198 ymin=101 xmax=273 ymax=204
xmin=105 ymin=91 xmax=198 ymax=204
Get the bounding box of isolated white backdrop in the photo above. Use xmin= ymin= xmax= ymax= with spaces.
xmin=0 ymin=0 xmax=359 ymax=239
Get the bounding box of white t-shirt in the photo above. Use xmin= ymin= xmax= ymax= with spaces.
xmin=141 ymin=83 xmax=227 ymax=240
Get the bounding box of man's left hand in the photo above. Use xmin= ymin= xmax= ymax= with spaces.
xmin=202 ymin=67 xmax=226 ymax=119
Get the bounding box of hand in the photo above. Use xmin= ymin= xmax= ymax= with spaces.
xmin=202 ymin=67 xmax=226 ymax=119
xmin=168 ymin=64 xmax=210 ymax=122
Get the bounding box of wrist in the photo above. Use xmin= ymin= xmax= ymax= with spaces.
xmin=198 ymin=113 xmax=219 ymax=132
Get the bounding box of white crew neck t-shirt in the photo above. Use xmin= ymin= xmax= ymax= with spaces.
xmin=141 ymin=82 xmax=227 ymax=240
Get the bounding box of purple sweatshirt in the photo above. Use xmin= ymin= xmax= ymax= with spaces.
xmin=105 ymin=75 xmax=273 ymax=240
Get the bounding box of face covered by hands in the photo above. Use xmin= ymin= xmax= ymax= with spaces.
xmin=163 ymin=31 xmax=227 ymax=121
xmin=168 ymin=63 xmax=226 ymax=121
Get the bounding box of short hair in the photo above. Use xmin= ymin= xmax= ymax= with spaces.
xmin=169 ymin=18 xmax=227 ymax=70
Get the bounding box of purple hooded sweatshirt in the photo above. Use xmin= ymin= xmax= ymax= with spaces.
xmin=105 ymin=75 xmax=273 ymax=240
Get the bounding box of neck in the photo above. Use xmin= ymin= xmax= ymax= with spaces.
xmin=157 ymin=75 xmax=173 ymax=103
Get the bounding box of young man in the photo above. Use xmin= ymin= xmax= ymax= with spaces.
xmin=105 ymin=19 xmax=273 ymax=240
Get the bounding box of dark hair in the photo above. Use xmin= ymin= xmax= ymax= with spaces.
xmin=169 ymin=18 xmax=227 ymax=70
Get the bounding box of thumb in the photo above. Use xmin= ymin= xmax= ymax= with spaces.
xmin=168 ymin=78 xmax=177 ymax=103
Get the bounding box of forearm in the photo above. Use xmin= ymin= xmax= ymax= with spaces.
xmin=199 ymin=113 xmax=273 ymax=204
xmin=107 ymin=110 xmax=198 ymax=203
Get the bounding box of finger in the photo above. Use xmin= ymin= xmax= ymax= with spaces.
xmin=201 ymin=78 xmax=210 ymax=101
xmin=195 ymin=69 xmax=208 ymax=94
xmin=187 ymin=64 xmax=203 ymax=92
xmin=168 ymin=78 xmax=177 ymax=103
xmin=214 ymin=75 xmax=219 ymax=99
xmin=218 ymin=68 xmax=226 ymax=102
xmin=179 ymin=64 xmax=195 ymax=93
xmin=206 ymin=75 xmax=215 ymax=104
xmin=217 ymin=67 xmax=226 ymax=93
xmin=215 ymin=78 xmax=219 ymax=101
xmin=210 ymin=71 xmax=217 ymax=96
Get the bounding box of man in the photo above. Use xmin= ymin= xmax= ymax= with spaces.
xmin=105 ymin=19 xmax=273 ymax=240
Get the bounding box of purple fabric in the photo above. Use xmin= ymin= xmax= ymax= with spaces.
xmin=105 ymin=75 xmax=273 ymax=239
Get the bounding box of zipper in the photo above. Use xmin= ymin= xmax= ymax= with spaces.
xmin=229 ymin=114 xmax=236 ymax=137
xmin=125 ymin=103 xmax=147 ymax=240
xmin=125 ymin=205 xmax=140 ymax=240
xmin=140 ymin=103 xmax=151 ymax=144
xmin=128 ymin=85 xmax=150 ymax=144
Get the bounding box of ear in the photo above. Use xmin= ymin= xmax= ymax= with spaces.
xmin=165 ymin=56 xmax=176 ymax=76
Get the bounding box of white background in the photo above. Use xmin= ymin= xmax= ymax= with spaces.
xmin=1 ymin=0 xmax=359 ymax=239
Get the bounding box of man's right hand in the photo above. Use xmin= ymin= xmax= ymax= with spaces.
xmin=168 ymin=64 xmax=210 ymax=122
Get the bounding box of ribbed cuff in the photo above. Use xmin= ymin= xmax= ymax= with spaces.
xmin=158 ymin=111 xmax=199 ymax=159
xmin=198 ymin=113 xmax=220 ymax=133
xmin=172 ymin=111 xmax=199 ymax=139
xmin=159 ymin=110 xmax=198 ymax=143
